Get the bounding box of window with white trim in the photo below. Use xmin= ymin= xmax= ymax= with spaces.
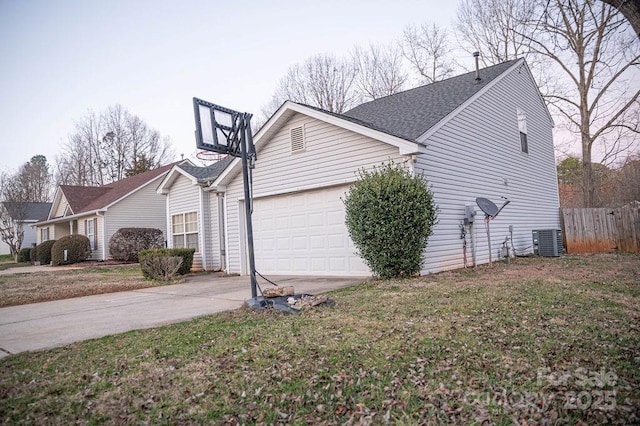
xmin=517 ymin=108 xmax=528 ymax=154
xmin=85 ymin=218 xmax=97 ymax=250
xmin=172 ymin=212 xmax=199 ymax=251
xmin=40 ymin=227 xmax=49 ymax=242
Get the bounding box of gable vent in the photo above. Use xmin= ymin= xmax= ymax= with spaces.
xmin=290 ymin=125 xmax=306 ymax=153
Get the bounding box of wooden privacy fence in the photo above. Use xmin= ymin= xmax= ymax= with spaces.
xmin=561 ymin=201 xmax=640 ymax=254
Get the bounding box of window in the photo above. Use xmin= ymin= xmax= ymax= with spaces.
xmin=85 ymin=218 xmax=97 ymax=250
xmin=172 ymin=212 xmax=199 ymax=251
xmin=40 ymin=227 xmax=49 ymax=242
xmin=517 ymin=108 xmax=528 ymax=154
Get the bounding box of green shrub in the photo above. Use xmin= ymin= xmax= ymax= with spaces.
xmin=18 ymin=247 xmax=31 ymax=263
xmin=30 ymin=246 xmax=37 ymax=263
xmin=51 ymin=235 xmax=91 ymax=266
xmin=138 ymin=248 xmax=195 ymax=277
xmin=36 ymin=240 xmax=57 ymax=265
xmin=343 ymin=162 xmax=438 ymax=278
xmin=109 ymin=228 xmax=165 ymax=262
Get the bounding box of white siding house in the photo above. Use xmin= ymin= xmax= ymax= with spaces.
xmin=35 ymin=162 xmax=185 ymax=261
xmin=157 ymin=160 xmax=232 ymax=271
xmin=211 ymin=58 xmax=560 ymax=277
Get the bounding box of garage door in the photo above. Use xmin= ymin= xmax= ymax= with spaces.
xmin=250 ymin=186 xmax=370 ymax=276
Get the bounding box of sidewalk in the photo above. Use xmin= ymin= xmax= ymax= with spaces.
xmin=0 ymin=274 xmax=364 ymax=358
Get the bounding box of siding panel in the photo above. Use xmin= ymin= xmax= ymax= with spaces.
xmin=417 ymin=67 xmax=559 ymax=273
xmin=166 ymin=175 xmax=204 ymax=270
xmin=225 ymin=114 xmax=404 ymax=275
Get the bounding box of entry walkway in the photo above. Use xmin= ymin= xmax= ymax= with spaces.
xmin=0 ymin=275 xmax=364 ymax=358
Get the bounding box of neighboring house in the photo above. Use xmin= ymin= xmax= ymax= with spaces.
xmin=0 ymin=202 xmax=51 ymax=255
xmin=157 ymin=158 xmax=233 ymax=271
xmin=35 ymin=162 xmax=186 ymax=261
xmin=205 ymin=58 xmax=560 ymax=277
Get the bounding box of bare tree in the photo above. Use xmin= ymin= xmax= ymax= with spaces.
xmin=55 ymin=105 xmax=175 ymax=186
xmin=0 ymin=172 xmax=28 ymax=260
xmin=352 ymin=43 xmax=408 ymax=100
xmin=455 ymin=0 xmax=536 ymax=66
xmin=15 ymin=155 xmax=53 ymax=202
xmin=601 ymin=0 xmax=640 ymax=38
xmin=401 ymin=22 xmax=457 ymax=83
xmin=522 ymin=0 xmax=640 ymax=207
xmin=261 ymin=54 xmax=359 ymax=120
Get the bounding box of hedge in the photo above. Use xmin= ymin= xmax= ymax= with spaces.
xmin=138 ymin=248 xmax=195 ymax=278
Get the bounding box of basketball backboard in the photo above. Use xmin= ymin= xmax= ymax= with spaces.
xmin=193 ymin=97 xmax=242 ymax=157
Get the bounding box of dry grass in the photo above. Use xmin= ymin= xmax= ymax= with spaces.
xmin=0 ymin=265 xmax=160 ymax=307
xmin=0 ymin=253 xmax=639 ymax=424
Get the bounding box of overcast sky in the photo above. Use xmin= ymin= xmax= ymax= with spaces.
xmin=0 ymin=0 xmax=463 ymax=173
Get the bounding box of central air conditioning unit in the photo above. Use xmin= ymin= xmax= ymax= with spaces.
xmin=532 ymin=229 xmax=563 ymax=257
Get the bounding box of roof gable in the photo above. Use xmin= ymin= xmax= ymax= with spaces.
xmin=45 ymin=162 xmax=183 ymax=221
xmin=343 ymin=60 xmax=519 ymax=141
xmin=157 ymin=157 xmax=234 ymax=194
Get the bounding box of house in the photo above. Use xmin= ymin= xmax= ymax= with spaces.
xmin=0 ymin=202 xmax=52 ymax=255
xmin=157 ymin=158 xmax=233 ymax=271
xmin=35 ymin=162 xmax=186 ymax=260
xmin=172 ymin=58 xmax=561 ymax=277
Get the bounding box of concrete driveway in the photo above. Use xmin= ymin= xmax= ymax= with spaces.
xmin=0 ymin=274 xmax=365 ymax=358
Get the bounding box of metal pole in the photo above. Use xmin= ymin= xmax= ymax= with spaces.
xmin=486 ymin=216 xmax=492 ymax=267
xmin=240 ymin=114 xmax=258 ymax=298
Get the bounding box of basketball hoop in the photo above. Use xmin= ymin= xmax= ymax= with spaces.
xmin=196 ymin=150 xmax=226 ymax=163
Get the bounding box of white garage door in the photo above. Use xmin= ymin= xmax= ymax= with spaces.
xmin=250 ymin=186 xmax=370 ymax=276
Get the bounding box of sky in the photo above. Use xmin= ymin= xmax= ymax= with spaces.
xmin=0 ymin=0 xmax=461 ymax=173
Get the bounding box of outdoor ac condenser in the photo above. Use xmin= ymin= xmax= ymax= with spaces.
xmin=532 ymin=229 xmax=563 ymax=257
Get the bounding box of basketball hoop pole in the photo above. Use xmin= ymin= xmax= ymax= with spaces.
xmin=192 ymin=97 xmax=258 ymax=299
xmin=239 ymin=113 xmax=258 ymax=298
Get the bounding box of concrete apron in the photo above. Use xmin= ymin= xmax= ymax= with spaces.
xmin=0 ymin=275 xmax=365 ymax=358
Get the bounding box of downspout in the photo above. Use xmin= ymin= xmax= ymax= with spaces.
xmin=217 ymin=192 xmax=226 ymax=271
xmin=199 ymin=188 xmax=207 ymax=271
xmin=96 ymin=210 xmax=106 ymax=261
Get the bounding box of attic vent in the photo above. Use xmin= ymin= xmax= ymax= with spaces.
xmin=290 ymin=125 xmax=305 ymax=153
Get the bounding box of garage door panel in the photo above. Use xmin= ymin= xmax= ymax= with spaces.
xmin=251 ymin=186 xmax=369 ymax=276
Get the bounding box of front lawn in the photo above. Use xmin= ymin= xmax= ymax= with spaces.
xmin=0 ymin=265 xmax=160 ymax=307
xmin=1 ymin=254 xmax=638 ymax=424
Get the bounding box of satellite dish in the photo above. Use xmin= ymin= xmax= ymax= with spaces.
xmin=476 ymin=197 xmax=499 ymax=218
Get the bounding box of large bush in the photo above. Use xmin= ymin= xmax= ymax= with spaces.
xmin=343 ymin=163 xmax=438 ymax=278
xmin=36 ymin=240 xmax=57 ymax=265
xmin=138 ymin=248 xmax=195 ymax=278
xmin=108 ymin=228 xmax=165 ymax=262
xmin=18 ymin=247 xmax=31 ymax=263
xmin=52 ymin=235 xmax=91 ymax=266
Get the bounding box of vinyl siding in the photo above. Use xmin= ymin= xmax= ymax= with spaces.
xmin=105 ymin=176 xmax=168 ymax=260
xmin=53 ymin=198 xmax=69 ymax=218
xmin=166 ymin=174 xmax=205 ymax=270
xmin=205 ymin=192 xmax=223 ymax=271
xmin=78 ymin=215 xmax=103 ymax=260
xmin=225 ymin=113 xmax=404 ymax=275
xmin=416 ymin=65 xmax=559 ymax=273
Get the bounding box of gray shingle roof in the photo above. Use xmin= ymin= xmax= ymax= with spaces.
xmin=343 ymin=60 xmax=519 ymax=141
xmin=177 ymin=157 xmax=233 ymax=182
xmin=2 ymin=202 xmax=52 ymax=221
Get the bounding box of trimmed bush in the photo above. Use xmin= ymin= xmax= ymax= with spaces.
xmin=18 ymin=247 xmax=31 ymax=263
xmin=140 ymin=255 xmax=183 ymax=281
xmin=343 ymin=162 xmax=438 ymax=278
xmin=36 ymin=240 xmax=57 ymax=265
xmin=51 ymin=235 xmax=91 ymax=266
xmin=30 ymin=246 xmax=37 ymax=263
xmin=109 ymin=228 xmax=165 ymax=262
xmin=138 ymin=248 xmax=195 ymax=278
